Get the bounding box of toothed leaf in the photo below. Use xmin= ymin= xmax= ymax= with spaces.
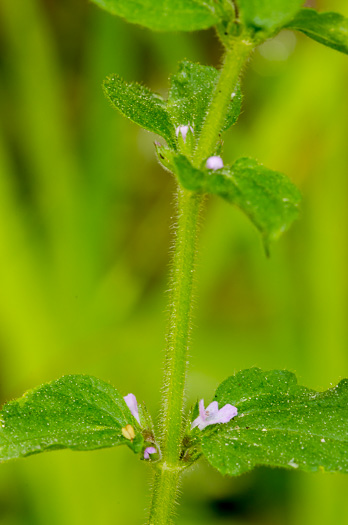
xmin=200 ymin=368 xmax=348 ymax=476
xmin=0 ymin=375 xmax=141 ymax=462
xmin=103 ymin=75 xmax=176 ymax=147
xmin=173 ymin=155 xmax=301 ymax=251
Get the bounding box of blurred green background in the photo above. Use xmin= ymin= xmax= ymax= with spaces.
xmin=0 ymin=0 xmax=347 ymax=523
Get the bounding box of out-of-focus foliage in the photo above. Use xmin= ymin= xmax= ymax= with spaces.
xmin=0 ymin=0 xmax=347 ymax=524
xmin=286 ymin=9 xmax=348 ymax=54
xmin=236 ymin=0 xmax=304 ymax=33
xmin=90 ymin=0 xmax=222 ymax=31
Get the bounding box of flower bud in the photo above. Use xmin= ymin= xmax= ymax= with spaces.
xmin=206 ymin=156 xmax=224 ymax=170
xmin=175 ymin=124 xmax=193 ymax=143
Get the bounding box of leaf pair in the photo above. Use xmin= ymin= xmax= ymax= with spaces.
xmin=103 ymin=60 xmax=302 ymax=251
xmin=103 ymin=61 xmax=242 ymax=151
xmin=2 ymin=369 xmax=347 ymax=479
xmin=91 ymin=1 xmax=348 ymax=56
xmin=103 ymin=62 xmax=301 ymax=251
xmin=171 ymin=154 xmax=301 ymax=253
xmin=90 ymin=0 xmax=300 ymax=35
xmin=198 ymin=368 xmax=348 ymax=476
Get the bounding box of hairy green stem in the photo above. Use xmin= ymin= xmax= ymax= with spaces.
xmin=194 ymin=36 xmax=253 ymax=167
xmin=148 ymin=37 xmax=253 ymax=525
xmin=148 ymin=455 xmax=182 ymax=524
xmin=160 ymin=187 xmax=203 ymax=464
xmin=148 ymin=186 xmax=202 ymax=525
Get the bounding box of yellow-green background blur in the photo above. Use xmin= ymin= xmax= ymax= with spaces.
xmin=0 ymin=0 xmax=347 ymax=523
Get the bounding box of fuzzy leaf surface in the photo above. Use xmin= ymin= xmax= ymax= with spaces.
xmin=237 ymin=0 xmax=304 ymax=33
xmin=0 ymin=375 xmax=140 ymax=461
xmin=103 ymin=75 xmax=176 ymax=147
xmin=90 ymin=0 xmax=222 ymax=31
xmin=201 ymin=368 xmax=348 ymax=476
xmin=167 ymin=61 xmax=242 ymax=136
xmin=173 ymin=155 xmax=301 ymax=250
xmin=286 ymin=9 xmax=348 ymax=55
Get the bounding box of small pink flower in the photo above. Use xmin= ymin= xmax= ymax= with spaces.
xmin=124 ymin=393 xmax=140 ymax=424
xmin=206 ymin=156 xmax=224 ymax=170
xmin=191 ymin=400 xmax=237 ymax=430
xmin=144 ymin=446 xmax=157 ymax=459
xmin=175 ymin=124 xmax=193 ymax=143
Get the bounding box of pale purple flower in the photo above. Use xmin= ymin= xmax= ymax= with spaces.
xmin=191 ymin=399 xmax=237 ymax=430
xmin=175 ymin=124 xmax=193 ymax=143
xmin=124 ymin=393 xmax=140 ymax=424
xmin=206 ymin=156 xmax=224 ymax=170
xmin=143 ymin=446 xmax=157 ymax=459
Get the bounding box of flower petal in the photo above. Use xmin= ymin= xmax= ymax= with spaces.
xmin=199 ymin=399 xmax=206 ymax=420
xmin=205 ymin=401 xmax=219 ymax=419
xmin=144 ymin=446 xmax=157 ymax=459
xmin=191 ymin=416 xmax=202 ymax=430
xmin=193 ymin=417 xmax=210 ymax=430
xmin=124 ymin=393 xmax=140 ymax=424
xmin=191 ymin=400 xmax=207 ymax=430
xmin=175 ymin=124 xmax=193 ymax=143
xmin=216 ymin=404 xmax=238 ymax=424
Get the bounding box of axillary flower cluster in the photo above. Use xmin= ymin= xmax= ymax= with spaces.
xmin=123 ymin=393 xmax=157 ymax=460
xmin=124 ymin=393 xmax=237 ymax=459
xmin=175 ymin=124 xmax=224 ymax=171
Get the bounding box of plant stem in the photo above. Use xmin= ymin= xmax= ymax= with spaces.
xmin=148 ymin=186 xmax=202 ymax=525
xmin=161 ymin=187 xmax=203 ymax=465
xmin=194 ymin=36 xmax=253 ymax=167
xmin=148 ymin=36 xmax=253 ymax=525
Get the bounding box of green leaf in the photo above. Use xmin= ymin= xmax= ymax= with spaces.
xmin=167 ymin=61 xmax=242 ymax=136
xmin=201 ymin=368 xmax=348 ymax=476
xmin=103 ymin=74 xmax=176 ymax=148
xmin=173 ymin=155 xmax=301 ymax=250
xmin=237 ymin=0 xmax=304 ymax=34
xmin=104 ymin=62 xmax=242 ymax=150
xmin=90 ymin=0 xmax=222 ymax=32
xmin=286 ymin=9 xmax=348 ymax=55
xmin=0 ymin=375 xmax=142 ymax=461
xmin=173 ymin=154 xmax=205 ymax=190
